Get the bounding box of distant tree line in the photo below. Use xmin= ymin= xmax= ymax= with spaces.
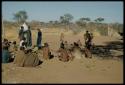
xmin=3 ymin=10 xmax=123 ymax=36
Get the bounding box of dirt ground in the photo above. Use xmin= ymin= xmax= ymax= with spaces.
xmin=2 ymin=27 xmax=123 ymax=84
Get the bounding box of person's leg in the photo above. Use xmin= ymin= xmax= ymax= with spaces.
xmin=37 ymin=37 xmax=39 ymax=48
xmin=28 ymin=36 xmax=32 ymax=47
xmin=38 ymin=37 xmax=42 ymax=49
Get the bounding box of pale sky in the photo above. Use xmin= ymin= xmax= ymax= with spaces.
xmin=2 ymin=1 xmax=123 ymax=23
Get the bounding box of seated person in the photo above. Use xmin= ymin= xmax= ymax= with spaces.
xmin=77 ymin=39 xmax=82 ymax=47
xmin=32 ymin=45 xmax=38 ymax=52
xmin=65 ymin=43 xmax=74 ymax=52
xmin=58 ymin=46 xmax=74 ymax=62
xmin=58 ymin=48 xmax=69 ymax=62
xmin=13 ymin=41 xmax=18 ymax=51
xmin=42 ymin=43 xmax=52 ymax=60
xmin=2 ymin=39 xmax=11 ymax=63
xmin=64 ymin=41 xmax=68 ymax=48
xmin=64 ymin=41 xmax=71 ymax=50
xmin=14 ymin=43 xmax=41 ymax=67
xmin=9 ymin=41 xmax=18 ymax=59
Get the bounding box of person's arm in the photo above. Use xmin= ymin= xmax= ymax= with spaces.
xmin=18 ymin=30 xmax=22 ymax=38
xmin=38 ymin=31 xmax=42 ymax=37
xmin=40 ymin=32 xmax=42 ymax=40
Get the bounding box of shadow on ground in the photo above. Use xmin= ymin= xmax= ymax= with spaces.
xmin=91 ymin=40 xmax=123 ymax=60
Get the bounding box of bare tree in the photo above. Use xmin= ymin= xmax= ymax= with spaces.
xmin=60 ymin=13 xmax=73 ymax=30
xmin=13 ymin=10 xmax=28 ymax=24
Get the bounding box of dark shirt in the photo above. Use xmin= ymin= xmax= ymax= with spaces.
xmin=38 ymin=31 xmax=42 ymax=37
xmin=19 ymin=29 xmax=23 ymax=36
xmin=60 ymin=42 xmax=64 ymax=49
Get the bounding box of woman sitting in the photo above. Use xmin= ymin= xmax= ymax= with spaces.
xmin=14 ymin=42 xmax=41 ymax=67
xmin=58 ymin=42 xmax=74 ymax=62
xmin=2 ymin=39 xmax=11 ymax=63
xmin=42 ymin=43 xmax=52 ymax=60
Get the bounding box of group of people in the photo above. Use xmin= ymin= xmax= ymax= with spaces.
xmin=19 ymin=23 xmax=42 ymax=49
xmin=58 ymin=30 xmax=93 ymax=62
xmin=2 ymin=23 xmax=43 ymax=66
xmin=2 ymin=22 xmax=93 ymax=67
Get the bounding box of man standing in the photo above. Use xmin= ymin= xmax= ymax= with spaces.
xmin=19 ymin=26 xmax=24 ymax=41
xmin=26 ymin=26 xmax=32 ymax=48
xmin=37 ymin=28 xmax=42 ymax=49
xmin=84 ymin=31 xmax=93 ymax=58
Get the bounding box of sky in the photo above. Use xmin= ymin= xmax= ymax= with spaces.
xmin=2 ymin=1 xmax=123 ymax=23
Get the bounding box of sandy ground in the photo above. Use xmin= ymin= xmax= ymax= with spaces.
xmin=2 ymin=27 xmax=123 ymax=84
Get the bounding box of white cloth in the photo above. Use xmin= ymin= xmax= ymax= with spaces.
xmin=20 ymin=23 xmax=28 ymax=32
xmin=19 ymin=40 xmax=24 ymax=47
xmin=19 ymin=40 xmax=26 ymax=49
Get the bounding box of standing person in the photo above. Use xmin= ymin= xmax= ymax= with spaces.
xmin=84 ymin=31 xmax=90 ymax=45
xmin=84 ymin=31 xmax=93 ymax=58
xmin=18 ymin=26 xmax=24 ymax=41
xmin=37 ymin=28 xmax=42 ymax=49
xmin=60 ymin=32 xmax=64 ymax=42
xmin=26 ymin=26 xmax=32 ymax=48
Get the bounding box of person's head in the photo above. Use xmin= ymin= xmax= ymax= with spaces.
xmin=86 ymin=30 xmax=88 ymax=33
xmin=44 ymin=43 xmax=49 ymax=47
xmin=25 ymin=48 xmax=32 ymax=54
xmin=3 ymin=38 xmax=8 ymax=43
xmin=20 ymin=46 xmax=25 ymax=51
xmin=33 ymin=45 xmax=36 ymax=48
xmin=22 ymin=37 xmax=26 ymax=41
xmin=3 ymin=39 xmax=9 ymax=46
xmin=64 ymin=41 xmax=67 ymax=44
xmin=13 ymin=41 xmax=16 ymax=45
xmin=21 ymin=26 xmax=24 ymax=30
